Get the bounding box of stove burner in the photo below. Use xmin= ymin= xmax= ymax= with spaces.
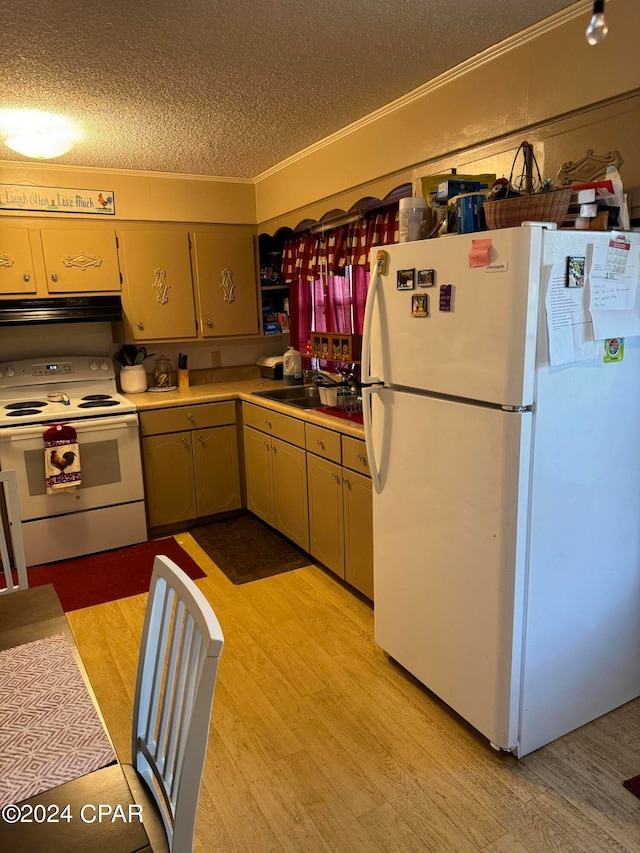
xmin=81 ymin=394 xmax=112 ymax=401
xmin=5 ymin=401 xmax=48 ymax=410
xmin=77 ymin=400 xmax=120 ymax=409
xmin=7 ymin=409 xmax=43 ymax=417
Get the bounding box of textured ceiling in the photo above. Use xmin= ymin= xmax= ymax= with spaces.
xmin=1 ymin=0 xmax=579 ymax=179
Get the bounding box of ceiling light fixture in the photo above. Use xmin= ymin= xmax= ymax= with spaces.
xmin=0 ymin=109 xmax=82 ymax=159
xmin=586 ymin=0 xmax=608 ymax=45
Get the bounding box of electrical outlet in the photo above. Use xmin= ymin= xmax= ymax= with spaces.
xmin=211 ymin=350 xmax=222 ymax=368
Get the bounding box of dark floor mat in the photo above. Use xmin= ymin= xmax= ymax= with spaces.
xmin=189 ymin=514 xmax=313 ymax=584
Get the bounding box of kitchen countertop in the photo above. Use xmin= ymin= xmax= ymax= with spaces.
xmin=123 ymin=378 xmax=365 ymax=439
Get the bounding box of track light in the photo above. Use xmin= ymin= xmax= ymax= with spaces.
xmin=586 ymin=0 xmax=608 ymax=45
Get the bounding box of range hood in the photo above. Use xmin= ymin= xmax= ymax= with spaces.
xmin=0 ymin=296 xmax=123 ymax=327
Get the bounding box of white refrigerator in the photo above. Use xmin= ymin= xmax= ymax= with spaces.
xmin=362 ymin=224 xmax=640 ymax=757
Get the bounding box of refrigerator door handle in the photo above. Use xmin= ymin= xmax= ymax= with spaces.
xmin=361 ymin=266 xmax=381 ymax=385
xmin=363 ymin=383 xmax=382 ymax=494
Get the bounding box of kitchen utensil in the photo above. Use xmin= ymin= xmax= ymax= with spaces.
xmin=119 ymin=344 xmax=138 ymax=366
xmin=134 ymin=347 xmax=148 ymax=364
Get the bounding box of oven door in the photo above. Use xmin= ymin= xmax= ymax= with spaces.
xmin=0 ymin=414 xmax=144 ymax=520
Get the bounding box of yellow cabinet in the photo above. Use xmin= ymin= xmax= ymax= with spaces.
xmin=191 ymin=227 xmax=259 ymax=338
xmin=343 ymin=469 xmax=373 ymax=599
xmin=0 ymin=229 xmax=37 ymax=294
xmin=119 ymin=230 xmax=197 ymax=340
xmin=306 ymin=431 xmax=373 ymax=600
xmin=140 ymin=402 xmax=241 ymax=529
xmin=242 ymin=402 xmax=309 ymax=551
xmin=0 ymin=224 xmax=121 ymax=296
xmin=40 ymin=228 xmax=121 ymax=293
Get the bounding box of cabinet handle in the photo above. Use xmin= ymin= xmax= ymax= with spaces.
xmin=331 ymin=473 xmax=340 ymax=483
xmin=23 ymin=273 xmax=30 ymax=282
xmin=263 ymin=441 xmax=270 ymax=450
xmin=272 ymin=445 xmax=277 ymax=454
xmin=266 ymin=419 xmax=272 ymax=428
xmin=181 ymin=438 xmax=188 ymax=447
xmin=187 ymin=413 xmax=195 ymax=422
xmin=136 ymin=321 xmax=144 ymax=330
xmin=51 ymin=273 xmax=58 ymax=282
xmin=357 ymin=453 xmax=368 ymax=465
xmin=343 ymin=477 xmax=351 ymax=488
xmin=317 ymin=439 xmax=325 ymax=449
xmin=206 ymin=318 xmax=213 ymax=327
xmin=198 ymin=435 xmax=205 ymax=444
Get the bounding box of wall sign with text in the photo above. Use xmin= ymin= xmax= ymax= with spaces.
xmin=0 ymin=184 xmax=115 ymax=215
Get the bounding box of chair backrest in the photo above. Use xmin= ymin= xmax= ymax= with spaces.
xmin=132 ymin=555 xmax=223 ymax=852
xmin=0 ymin=469 xmax=28 ymax=595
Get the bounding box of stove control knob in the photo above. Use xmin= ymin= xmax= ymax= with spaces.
xmin=5 ymin=367 xmax=15 ymax=377
xmin=101 ymin=360 xmax=110 ymax=370
xmin=89 ymin=360 xmax=99 ymax=371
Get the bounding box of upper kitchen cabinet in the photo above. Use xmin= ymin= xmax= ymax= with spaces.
xmin=0 ymin=223 xmax=121 ymax=296
xmin=0 ymin=228 xmax=36 ymax=294
xmin=191 ymin=227 xmax=259 ymax=338
xmin=118 ymin=230 xmax=197 ymax=340
xmin=40 ymin=228 xmax=121 ymax=293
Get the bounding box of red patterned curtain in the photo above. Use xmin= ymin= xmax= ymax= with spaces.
xmin=282 ymin=207 xmax=399 ymax=351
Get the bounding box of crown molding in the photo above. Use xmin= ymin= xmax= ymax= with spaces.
xmin=0 ymin=158 xmax=253 ymax=184
xmin=255 ymin=0 xmax=593 ymax=184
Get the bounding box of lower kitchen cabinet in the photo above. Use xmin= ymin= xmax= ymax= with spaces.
xmin=243 ymin=425 xmax=309 ymax=551
xmin=306 ymin=453 xmax=373 ymax=599
xmin=140 ymin=402 xmax=241 ymax=529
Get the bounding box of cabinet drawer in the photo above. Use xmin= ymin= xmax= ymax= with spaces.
xmin=242 ymin=403 xmax=305 ymax=448
xmin=341 ymin=436 xmax=370 ymax=477
xmin=306 ymin=424 xmax=341 ymax=464
xmin=140 ymin=401 xmax=236 ymax=436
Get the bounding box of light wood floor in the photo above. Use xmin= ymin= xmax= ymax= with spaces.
xmin=68 ymin=533 xmax=640 ymax=852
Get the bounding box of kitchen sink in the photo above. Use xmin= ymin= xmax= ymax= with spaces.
xmin=251 ymin=385 xmax=322 ymax=408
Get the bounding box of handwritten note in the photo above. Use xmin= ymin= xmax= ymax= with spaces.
xmin=588 ymin=235 xmax=640 ymax=339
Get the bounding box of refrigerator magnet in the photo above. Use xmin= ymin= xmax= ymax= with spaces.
xmin=397 ymin=269 xmax=415 ymax=290
xmin=439 ymin=284 xmax=453 ymax=312
xmin=411 ymin=294 xmax=428 ymax=317
xmin=417 ymin=269 xmax=435 ymax=287
xmin=566 ymin=256 xmax=585 ymax=288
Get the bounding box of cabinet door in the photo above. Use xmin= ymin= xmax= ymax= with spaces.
xmin=40 ymin=229 xmax=121 ymax=293
xmin=272 ymin=435 xmax=309 ymax=552
xmin=192 ymin=228 xmax=259 ymax=337
xmin=343 ymin=469 xmax=373 ymax=599
xmin=307 ymin=454 xmax=344 ymax=578
xmin=193 ymin=425 xmax=242 ymax=516
xmin=243 ymin=425 xmax=275 ymax=526
xmin=142 ymin=432 xmax=197 ymax=527
xmin=0 ymin=229 xmax=37 ymax=294
xmin=119 ymin=230 xmax=197 ymax=340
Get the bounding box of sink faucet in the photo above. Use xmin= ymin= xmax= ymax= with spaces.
xmin=304 ymin=369 xmax=342 ymax=386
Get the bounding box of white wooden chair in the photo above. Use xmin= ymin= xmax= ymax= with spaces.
xmin=124 ymin=555 xmax=223 ymax=852
xmin=0 ymin=469 xmax=28 ymax=594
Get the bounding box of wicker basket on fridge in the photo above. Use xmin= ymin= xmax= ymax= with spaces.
xmin=483 ymin=141 xmax=572 ymax=229
xmin=484 ymin=187 xmax=572 ymax=229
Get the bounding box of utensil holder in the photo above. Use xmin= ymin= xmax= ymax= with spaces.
xmin=120 ymin=364 xmax=147 ymax=394
xmin=178 ymin=369 xmax=190 ymax=390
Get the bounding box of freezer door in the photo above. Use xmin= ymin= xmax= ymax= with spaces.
xmin=371 ymin=388 xmax=531 ymax=750
xmin=367 ymin=227 xmax=542 ymax=407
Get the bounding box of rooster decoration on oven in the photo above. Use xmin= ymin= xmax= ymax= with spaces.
xmin=44 ymin=424 xmax=81 ymax=493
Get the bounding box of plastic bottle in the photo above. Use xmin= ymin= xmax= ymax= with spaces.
xmin=398 ymin=196 xmax=428 ymax=243
xmin=283 ymin=346 xmax=303 ymax=386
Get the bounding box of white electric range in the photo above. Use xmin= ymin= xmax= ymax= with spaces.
xmin=0 ymin=356 xmax=147 ymax=566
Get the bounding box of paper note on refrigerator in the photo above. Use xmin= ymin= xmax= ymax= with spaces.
xmin=545 ymin=262 xmax=596 ymax=365
xmin=588 ymin=234 xmax=640 ymax=339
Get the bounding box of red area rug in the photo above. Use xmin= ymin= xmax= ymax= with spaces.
xmin=21 ymin=538 xmax=205 ymax=612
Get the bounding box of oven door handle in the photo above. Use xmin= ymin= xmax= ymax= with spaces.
xmin=0 ymin=413 xmax=139 ymax=440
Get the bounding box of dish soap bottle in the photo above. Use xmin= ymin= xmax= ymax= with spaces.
xmin=283 ymin=346 xmax=303 ymax=386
